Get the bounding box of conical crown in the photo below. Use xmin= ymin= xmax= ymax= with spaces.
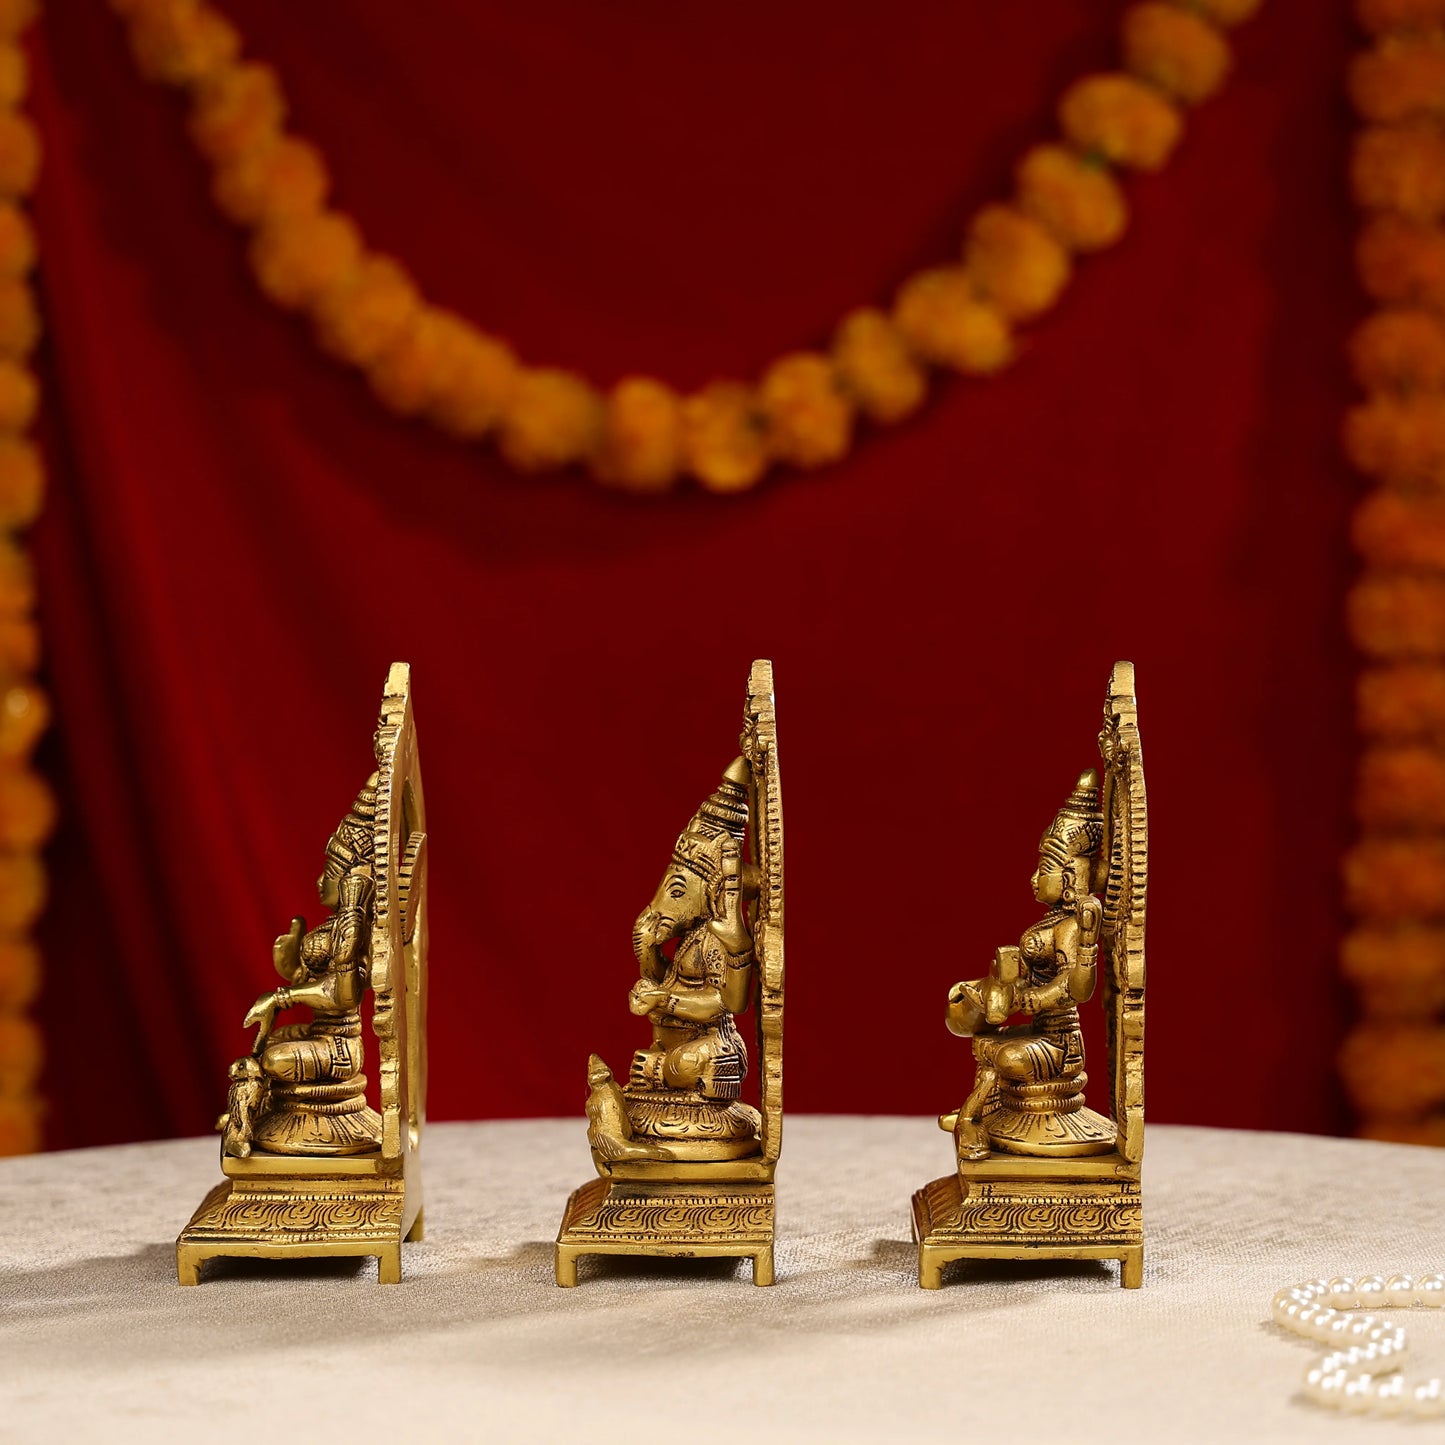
xmin=1038 ymin=768 xmax=1103 ymax=871
xmin=671 ymin=756 xmax=751 ymax=883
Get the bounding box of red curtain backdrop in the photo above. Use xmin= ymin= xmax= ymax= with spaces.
xmin=29 ymin=0 xmax=1358 ymax=1149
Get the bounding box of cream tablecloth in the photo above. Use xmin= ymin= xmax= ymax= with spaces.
xmin=3 ymin=1118 xmax=1442 ymax=1442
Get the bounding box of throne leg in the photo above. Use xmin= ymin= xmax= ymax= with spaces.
xmin=1121 ymin=1245 xmax=1143 ymax=1289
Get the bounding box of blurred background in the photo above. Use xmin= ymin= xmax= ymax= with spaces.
xmin=0 ymin=0 xmax=1398 ymax=1154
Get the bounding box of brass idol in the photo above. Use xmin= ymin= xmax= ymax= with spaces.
xmin=555 ymin=660 xmax=784 ymax=1285
xmin=913 ymin=661 xmax=1147 ymax=1289
xmin=176 ymin=662 xmax=428 ymax=1284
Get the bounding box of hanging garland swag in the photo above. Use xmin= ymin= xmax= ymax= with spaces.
xmin=1342 ymin=0 xmax=1445 ymax=1148
xmin=0 ymin=0 xmax=56 ymax=1156
xmin=112 ymin=0 xmax=1260 ymax=492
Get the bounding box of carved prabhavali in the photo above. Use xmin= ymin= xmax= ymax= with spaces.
xmin=557 ymin=660 xmax=784 ymax=1286
xmin=914 ymin=662 xmax=1147 ymax=1290
xmin=177 ymin=663 xmax=427 ymax=1285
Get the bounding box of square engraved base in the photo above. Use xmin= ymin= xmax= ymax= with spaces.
xmin=911 ymin=1151 xmax=1142 ymax=1291
xmin=555 ymin=1177 xmax=775 ymax=1286
xmin=175 ymin=1152 xmax=423 ymax=1285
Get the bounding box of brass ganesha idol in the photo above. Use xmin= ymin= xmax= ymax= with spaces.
xmin=556 ymin=660 xmax=784 ymax=1286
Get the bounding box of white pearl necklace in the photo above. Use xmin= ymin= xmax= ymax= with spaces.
xmin=1273 ymin=1274 xmax=1445 ymax=1417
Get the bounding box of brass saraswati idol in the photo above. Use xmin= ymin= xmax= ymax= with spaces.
xmin=913 ymin=661 xmax=1147 ymax=1289
xmin=555 ymin=659 xmax=784 ymax=1286
xmin=176 ymin=662 xmax=428 ymax=1284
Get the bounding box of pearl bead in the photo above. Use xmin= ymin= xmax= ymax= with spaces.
xmin=1309 ymin=1308 xmax=1337 ymax=1340
xmin=1328 ymin=1276 xmax=1358 ymax=1308
xmin=1316 ymin=1370 xmax=1347 ymax=1404
xmin=1327 ymin=1314 xmax=1354 ymax=1339
xmin=1412 ymin=1379 xmax=1444 ymax=1418
xmin=1418 ymin=1273 xmax=1445 ymax=1306
xmin=1347 ymin=1315 xmax=1378 ymax=1340
xmin=1385 ymin=1273 xmax=1416 ymax=1307
xmin=1375 ymin=1376 xmax=1407 ymax=1416
xmin=1343 ymin=1377 xmax=1375 ymax=1413
xmin=1356 ymin=1274 xmax=1387 ymax=1302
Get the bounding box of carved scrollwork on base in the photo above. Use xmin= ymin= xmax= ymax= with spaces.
xmin=179 ymin=1180 xmax=406 ymax=1246
xmin=555 ymin=1179 xmax=777 ymax=1286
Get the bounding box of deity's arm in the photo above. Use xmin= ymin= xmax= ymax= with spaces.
xmin=659 ymin=986 xmax=728 ymax=1024
xmin=719 ymin=946 xmax=754 ymax=1016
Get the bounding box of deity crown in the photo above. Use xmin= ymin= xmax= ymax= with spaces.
xmin=671 ymin=757 xmax=751 ymax=884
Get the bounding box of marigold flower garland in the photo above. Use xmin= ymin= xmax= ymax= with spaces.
xmin=0 ymin=0 xmax=51 ymax=1157
xmin=1342 ymin=0 xmax=1445 ymax=1149
xmin=111 ymin=0 xmax=1262 ymax=494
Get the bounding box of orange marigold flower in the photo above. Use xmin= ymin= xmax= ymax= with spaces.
xmin=0 ymin=359 xmax=37 ymax=432
xmin=0 ymin=936 xmax=36 ymax=1010
xmin=1342 ymin=926 xmax=1445 ymax=1019
xmin=189 ymin=62 xmax=285 ymax=165
xmin=128 ymin=0 xmax=240 ymax=88
xmin=0 ymin=204 xmax=35 ymax=281
xmin=429 ymin=326 xmax=520 ymax=439
xmin=1348 ymin=574 xmax=1445 ymax=659
xmin=1122 ymin=4 xmax=1232 ymax=105
xmin=249 ymin=210 xmax=362 ymax=312
xmin=0 ymin=0 xmax=35 ymax=39
xmin=313 ymin=254 xmax=421 ymax=369
xmin=0 ymin=113 xmax=39 ymax=199
xmin=1059 ymin=74 xmax=1183 ymax=171
xmin=831 ymin=308 xmax=927 ymax=425
xmin=1357 ymin=743 xmax=1445 ymax=828
xmin=1353 ymin=125 xmax=1445 ymax=221
xmin=1350 ymin=309 xmax=1445 ymax=393
xmin=0 ymin=436 xmax=40 ymax=530
xmin=0 ymin=767 xmax=53 ymax=848
xmin=0 ymin=621 xmax=37 ymax=674
xmin=1350 ymin=37 xmax=1445 ymax=126
xmin=1340 ymin=1022 xmax=1445 ymax=1117
xmin=1358 ymin=663 xmax=1445 ymax=739
xmin=1345 ymin=396 xmax=1445 ymax=489
xmin=369 ymin=309 xmax=518 ymax=438
xmin=1358 ymin=0 xmax=1445 ymax=34
xmin=759 ymin=352 xmax=853 ymax=469
xmin=893 ymin=267 xmax=1013 ymax=374
xmin=0 ymin=536 xmax=31 ymax=618
xmin=369 ymin=308 xmax=454 ymax=417
xmin=0 ymin=43 xmax=27 ymax=109
xmin=1357 ymin=214 xmax=1445 ymax=308
xmin=0 ymin=850 xmax=43 ymax=931
xmin=0 ymin=681 xmax=46 ymax=761
xmin=1345 ymin=836 xmax=1445 ymax=921
xmin=1015 ymin=145 xmax=1128 ymax=253
xmin=1353 ymin=491 xmax=1445 ymax=571
xmin=213 ymin=136 xmax=328 ymax=226
xmin=681 ymin=382 xmax=771 ymax=495
xmin=0 ymin=277 xmax=38 ymax=360
xmin=964 ymin=204 xmax=1071 ymax=321
xmin=592 ymin=377 xmax=683 ymax=494
xmin=0 ymin=1009 xmax=39 ymax=1091
xmin=0 ymin=1094 xmax=39 ymax=1156
xmin=497 ymin=368 xmax=602 ymax=473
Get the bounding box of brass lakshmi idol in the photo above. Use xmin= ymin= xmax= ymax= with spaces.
xmin=176 ymin=663 xmax=428 ymax=1285
xmin=913 ymin=661 xmax=1147 ymax=1290
xmin=555 ymin=660 xmax=784 ymax=1286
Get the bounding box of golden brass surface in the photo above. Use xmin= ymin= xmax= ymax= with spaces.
xmin=177 ymin=662 xmax=428 ymax=1285
xmin=915 ymin=661 xmax=1147 ymax=1289
xmin=556 ymin=660 xmax=784 ymax=1285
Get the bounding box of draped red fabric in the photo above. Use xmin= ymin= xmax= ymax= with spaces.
xmin=29 ymin=0 xmax=1358 ymax=1149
